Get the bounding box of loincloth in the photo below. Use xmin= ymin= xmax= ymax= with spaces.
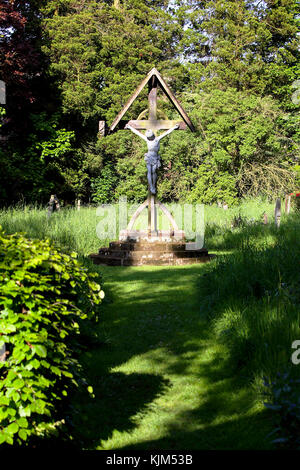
xmin=144 ymin=152 xmax=161 ymax=167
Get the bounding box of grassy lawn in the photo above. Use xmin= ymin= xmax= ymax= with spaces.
xmin=1 ymin=199 xmax=298 ymax=449
xmin=68 ymin=263 xmax=273 ymax=450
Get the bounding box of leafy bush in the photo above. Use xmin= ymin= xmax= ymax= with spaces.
xmin=0 ymin=227 xmax=104 ymax=445
xmin=293 ymin=165 xmax=300 ymax=188
xmin=91 ymin=165 xmax=118 ymax=204
xmin=263 ymin=371 xmax=300 ymax=449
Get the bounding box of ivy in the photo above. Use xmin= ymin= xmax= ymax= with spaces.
xmin=0 ymin=227 xmax=104 ymax=446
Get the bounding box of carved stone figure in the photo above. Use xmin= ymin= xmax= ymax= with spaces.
xmin=125 ymin=123 xmax=179 ymax=194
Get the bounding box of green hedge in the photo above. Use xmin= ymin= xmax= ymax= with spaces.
xmin=0 ymin=227 xmax=104 ymax=445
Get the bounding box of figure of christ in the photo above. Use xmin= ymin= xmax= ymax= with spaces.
xmin=125 ymin=123 xmax=179 ymax=194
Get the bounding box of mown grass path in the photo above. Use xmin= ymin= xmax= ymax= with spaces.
xmin=71 ymin=264 xmax=273 ymax=450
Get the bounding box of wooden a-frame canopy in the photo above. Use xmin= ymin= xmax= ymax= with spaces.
xmin=99 ymin=68 xmax=195 ymax=136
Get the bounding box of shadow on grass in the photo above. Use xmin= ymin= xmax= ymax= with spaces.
xmin=120 ymin=411 xmax=271 ymax=450
xmin=62 ymin=261 xmax=273 ymax=450
xmin=69 ymin=372 xmax=171 ymax=449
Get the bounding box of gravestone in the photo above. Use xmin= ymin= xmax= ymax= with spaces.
xmin=275 ymin=198 xmax=281 ymax=228
xmin=47 ymin=194 xmax=60 ymax=218
xmin=285 ymin=195 xmax=291 ymax=214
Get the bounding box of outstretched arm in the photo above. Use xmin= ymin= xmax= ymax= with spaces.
xmin=157 ymin=123 xmax=179 ymax=142
xmin=125 ymin=124 xmax=147 ymax=142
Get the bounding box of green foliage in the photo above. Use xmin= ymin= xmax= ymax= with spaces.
xmin=41 ymin=0 xmax=181 ymax=122
xmin=179 ymin=0 xmax=300 ymax=104
xmin=0 ymin=107 xmax=5 ymax=124
xmin=96 ymin=131 xmax=147 ymax=203
xmin=154 ymin=88 xmax=295 ymax=203
xmin=293 ymin=165 xmax=300 ymax=187
xmin=90 ymin=85 xmax=296 ymax=204
xmin=263 ymin=371 xmax=300 ymax=448
xmin=1 ymin=0 xmax=299 ymax=206
xmin=0 ymin=227 xmax=104 ymax=445
xmin=91 ymin=165 xmax=118 ymax=204
xmin=28 ymin=113 xmax=75 ymax=162
xmin=0 ymin=112 xmax=76 ymax=204
xmin=0 ymin=108 xmax=6 ymax=202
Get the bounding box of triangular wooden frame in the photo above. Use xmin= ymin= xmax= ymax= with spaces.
xmin=108 ymin=68 xmax=195 ymax=133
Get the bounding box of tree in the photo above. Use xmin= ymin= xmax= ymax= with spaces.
xmin=36 ymin=0 xmax=185 ymax=203
xmin=177 ymin=0 xmax=300 ymax=103
xmin=159 ymin=88 xmax=295 ymax=203
xmin=41 ymin=0 xmax=182 ymax=124
xmin=0 ymin=1 xmax=45 ymax=125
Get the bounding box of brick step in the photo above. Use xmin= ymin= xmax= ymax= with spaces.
xmin=107 ymin=241 xmax=206 ymax=252
xmin=98 ymin=249 xmax=209 ymax=260
xmin=90 ymin=253 xmax=213 ymax=266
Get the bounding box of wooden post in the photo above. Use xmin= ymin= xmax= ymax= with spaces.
xmin=77 ymin=199 xmax=81 ymax=211
xmin=263 ymin=212 xmax=268 ymax=224
xmin=151 ymin=195 xmax=157 ymax=233
xmin=147 ymin=191 xmax=151 ymax=237
xmin=285 ymin=195 xmax=291 ymax=214
xmin=98 ymin=120 xmax=106 ymax=137
xmin=275 ymin=198 xmax=281 ymax=228
xmin=148 ymin=75 xmax=158 ymax=123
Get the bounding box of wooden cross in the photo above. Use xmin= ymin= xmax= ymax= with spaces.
xmin=98 ymin=69 xmax=195 ymax=239
xmin=126 ymin=74 xmax=184 ymax=132
xmin=99 ymin=68 xmax=195 ymax=136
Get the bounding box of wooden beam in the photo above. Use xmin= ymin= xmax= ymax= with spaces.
xmin=148 ymin=75 xmax=158 ymax=122
xmin=152 ymin=69 xmax=195 ymax=132
xmin=98 ymin=120 xmax=106 ymax=137
xmin=127 ymin=119 xmax=186 ymax=131
xmin=109 ymin=69 xmax=156 ymax=132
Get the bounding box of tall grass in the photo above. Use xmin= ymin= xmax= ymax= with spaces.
xmin=0 ymin=197 xmax=276 ymax=254
xmin=0 ymin=206 xmax=105 ymax=256
xmin=200 ymin=213 xmax=300 ymax=382
xmin=203 ymin=197 xmax=276 ymax=250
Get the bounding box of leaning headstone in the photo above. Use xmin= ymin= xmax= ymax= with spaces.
xmin=275 ymin=198 xmax=281 ymax=228
xmin=47 ymin=194 xmax=60 ymax=218
xmin=47 ymin=194 xmax=55 ymax=218
xmin=55 ymin=195 xmax=60 ymax=211
xmin=0 ymin=343 xmax=6 ymax=362
xmin=285 ymin=195 xmax=291 ymax=214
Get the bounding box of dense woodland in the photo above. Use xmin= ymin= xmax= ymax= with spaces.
xmin=0 ymin=0 xmax=299 ymax=206
xmin=1 ymin=0 xmax=300 ymax=449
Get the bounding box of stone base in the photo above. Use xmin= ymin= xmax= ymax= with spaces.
xmin=89 ymin=239 xmax=214 ymax=266
xmin=119 ymin=229 xmax=185 ymax=242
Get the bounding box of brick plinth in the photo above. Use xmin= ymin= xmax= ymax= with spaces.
xmin=89 ymin=240 xmax=213 ymax=266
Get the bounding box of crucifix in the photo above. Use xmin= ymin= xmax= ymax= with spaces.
xmin=99 ymin=68 xmax=195 ymax=239
xmin=125 ymin=123 xmax=179 ymax=195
